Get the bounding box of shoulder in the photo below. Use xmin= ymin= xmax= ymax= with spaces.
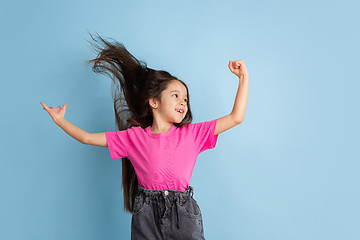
xmin=109 ymin=125 xmax=143 ymax=135
xmin=178 ymin=119 xmax=217 ymax=133
xmin=187 ymin=119 xmax=217 ymax=128
xmin=127 ymin=125 xmax=151 ymax=137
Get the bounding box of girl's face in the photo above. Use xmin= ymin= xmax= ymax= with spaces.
xmin=153 ymin=80 xmax=188 ymax=123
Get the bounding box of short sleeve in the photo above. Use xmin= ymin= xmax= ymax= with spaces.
xmin=105 ymin=130 xmax=130 ymax=160
xmin=191 ymin=119 xmax=219 ymax=154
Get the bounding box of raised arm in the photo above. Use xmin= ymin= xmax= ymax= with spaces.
xmin=214 ymin=60 xmax=249 ymax=136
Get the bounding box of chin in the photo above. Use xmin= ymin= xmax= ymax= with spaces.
xmin=174 ymin=118 xmax=183 ymax=124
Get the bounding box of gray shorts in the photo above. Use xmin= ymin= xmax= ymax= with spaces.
xmin=131 ymin=183 xmax=205 ymax=240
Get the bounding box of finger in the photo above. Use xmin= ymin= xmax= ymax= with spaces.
xmin=40 ymin=101 xmax=48 ymax=109
xmin=63 ymin=104 xmax=68 ymax=110
xmin=233 ymin=62 xmax=238 ymax=69
xmin=236 ymin=61 xmax=241 ymax=68
xmin=229 ymin=60 xmax=234 ymax=70
xmin=41 ymin=102 xmax=50 ymax=111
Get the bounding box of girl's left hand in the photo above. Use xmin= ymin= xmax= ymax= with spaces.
xmin=228 ymin=60 xmax=249 ymax=78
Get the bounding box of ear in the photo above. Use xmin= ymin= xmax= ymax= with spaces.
xmin=149 ymin=98 xmax=158 ymax=109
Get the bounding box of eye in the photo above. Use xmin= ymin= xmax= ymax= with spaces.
xmin=173 ymin=94 xmax=187 ymax=102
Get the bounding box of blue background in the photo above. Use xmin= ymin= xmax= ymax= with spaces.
xmin=1 ymin=0 xmax=359 ymax=239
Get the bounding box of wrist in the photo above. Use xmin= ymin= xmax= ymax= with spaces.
xmin=238 ymin=74 xmax=249 ymax=81
xmin=54 ymin=118 xmax=64 ymax=125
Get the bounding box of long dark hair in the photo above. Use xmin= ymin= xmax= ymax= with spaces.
xmin=85 ymin=32 xmax=193 ymax=213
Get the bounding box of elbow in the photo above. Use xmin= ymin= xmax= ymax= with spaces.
xmin=82 ymin=133 xmax=91 ymax=145
xmin=230 ymin=114 xmax=244 ymax=124
xmin=235 ymin=118 xmax=244 ymax=124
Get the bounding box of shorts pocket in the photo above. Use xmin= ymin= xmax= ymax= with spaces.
xmin=179 ymin=197 xmax=202 ymax=219
xmin=132 ymin=195 xmax=147 ymax=215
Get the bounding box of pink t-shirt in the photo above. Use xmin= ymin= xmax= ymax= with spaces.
xmin=105 ymin=119 xmax=219 ymax=191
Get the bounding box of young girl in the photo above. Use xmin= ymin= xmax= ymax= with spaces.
xmin=40 ymin=33 xmax=249 ymax=240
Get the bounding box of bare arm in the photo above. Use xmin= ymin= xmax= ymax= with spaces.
xmin=54 ymin=118 xmax=108 ymax=146
xmin=214 ymin=60 xmax=249 ymax=136
xmin=228 ymin=75 xmax=249 ymax=123
xmin=228 ymin=60 xmax=249 ymax=123
xmin=54 ymin=119 xmax=108 ymax=146
xmin=84 ymin=132 xmax=108 ymax=147
xmin=54 ymin=118 xmax=90 ymax=145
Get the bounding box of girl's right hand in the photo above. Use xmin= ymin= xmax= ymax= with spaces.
xmin=40 ymin=101 xmax=68 ymax=123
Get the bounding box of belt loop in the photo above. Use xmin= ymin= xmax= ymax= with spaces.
xmin=189 ymin=186 xmax=194 ymax=198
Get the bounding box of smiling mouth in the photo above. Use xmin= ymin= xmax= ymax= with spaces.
xmin=175 ymin=109 xmax=184 ymax=114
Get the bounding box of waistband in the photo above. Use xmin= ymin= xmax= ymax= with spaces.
xmin=137 ymin=184 xmax=194 ymax=201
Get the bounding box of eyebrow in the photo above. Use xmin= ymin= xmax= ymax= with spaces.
xmin=170 ymin=90 xmax=188 ymax=97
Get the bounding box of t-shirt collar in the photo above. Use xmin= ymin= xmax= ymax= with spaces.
xmin=145 ymin=124 xmax=177 ymax=138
